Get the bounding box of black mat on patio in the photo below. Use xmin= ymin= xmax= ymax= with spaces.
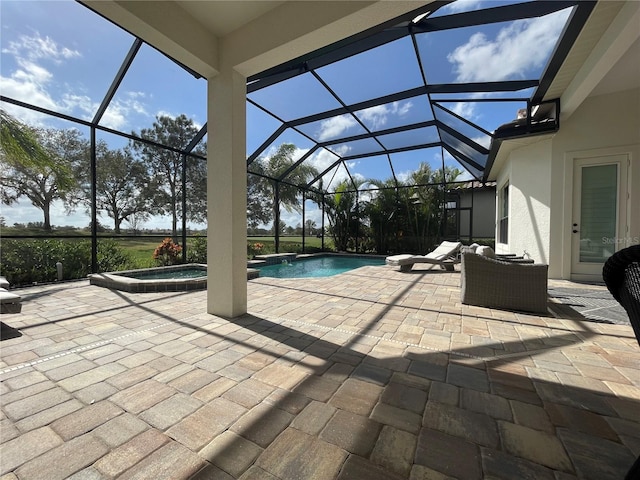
xmin=548 ymin=286 xmax=630 ymax=325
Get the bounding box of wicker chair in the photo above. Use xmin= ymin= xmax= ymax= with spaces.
xmin=602 ymin=244 xmax=640 ymax=347
xmin=602 ymin=246 xmax=640 ymax=480
xmin=461 ymin=253 xmax=549 ymax=314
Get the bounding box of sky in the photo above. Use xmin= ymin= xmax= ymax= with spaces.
xmin=0 ymin=0 xmax=572 ymax=232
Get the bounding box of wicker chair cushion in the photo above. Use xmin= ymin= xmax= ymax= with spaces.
xmin=476 ymin=246 xmax=496 ymax=258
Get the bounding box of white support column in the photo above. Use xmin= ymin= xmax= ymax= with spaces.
xmin=207 ymin=67 xmax=247 ymax=318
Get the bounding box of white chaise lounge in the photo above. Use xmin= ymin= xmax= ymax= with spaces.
xmin=0 ymin=276 xmax=22 ymax=314
xmin=385 ymin=241 xmax=463 ymax=272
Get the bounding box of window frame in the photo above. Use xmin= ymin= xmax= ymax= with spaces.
xmin=499 ymin=181 xmax=509 ymax=244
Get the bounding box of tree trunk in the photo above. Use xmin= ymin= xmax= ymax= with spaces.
xmin=43 ymin=203 xmax=52 ymax=231
xmin=172 ymin=210 xmax=178 ymax=242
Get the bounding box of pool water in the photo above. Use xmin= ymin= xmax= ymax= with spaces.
xmin=257 ymin=255 xmax=384 ymax=278
xmin=121 ymin=268 xmax=206 ymax=280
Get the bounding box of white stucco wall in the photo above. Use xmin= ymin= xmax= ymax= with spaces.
xmin=497 ymin=88 xmax=639 ymax=279
xmin=496 ymin=140 xmax=552 ymax=263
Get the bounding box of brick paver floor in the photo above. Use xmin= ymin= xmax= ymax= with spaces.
xmin=1 ymin=264 xmax=638 ymax=479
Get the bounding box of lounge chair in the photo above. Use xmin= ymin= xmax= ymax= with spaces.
xmin=0 ymin=276 xmax=22 ymax=314
xmin=386 ymin=241 xmax=462 ymax=272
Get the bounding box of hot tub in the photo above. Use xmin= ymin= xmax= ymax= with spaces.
xmin=89 ymin=264 xmax=261 ymax=292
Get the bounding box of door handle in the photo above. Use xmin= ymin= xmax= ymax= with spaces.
xmin=572 ymin=230 xmax=579 ymax=233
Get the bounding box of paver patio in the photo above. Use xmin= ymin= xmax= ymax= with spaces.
xmin=0 ymin=264 xmax=638 ymax=479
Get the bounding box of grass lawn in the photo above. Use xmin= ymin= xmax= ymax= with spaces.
xmin=114 ymin=238 xmax=158 ymax=267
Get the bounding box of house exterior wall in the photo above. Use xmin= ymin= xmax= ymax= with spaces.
xmin=497 ymin=88 xmax=639 ymax=279
xmin=496 ymin=140 xmax=552 ymax=263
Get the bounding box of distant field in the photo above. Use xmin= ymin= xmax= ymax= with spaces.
xmin=247 ymin=236 xmax=332 ymax=250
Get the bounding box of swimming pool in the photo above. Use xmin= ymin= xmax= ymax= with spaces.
xmin=256 ymin=255 xmax=385 ymax=279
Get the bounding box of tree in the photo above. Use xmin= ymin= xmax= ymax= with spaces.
xmin=409 ymin=163 xmax=462 ymax=251
xmin=323 ymin=179 xmax=366 ymax=252
xmin=248 ymin=143 xmax=317 ymax=230
xmin=1 ymin=118 xmax=87 ymax=231
xmin=304 ymin=219 xmax=317 ymax=235
xmin=92 ymin=141 xmax=156 ymax=234
xmin=126 ymin=212 xmax=145 ymax=235
xmin=130 ymin=114 xmax=206 ymax=239
xmin=365 ymin=178 xmax=408 ymax=254
xmin=247 ymin=168 xmax=272 ymax=229
xmin=0 ymin=109 xmax=48 ymax=169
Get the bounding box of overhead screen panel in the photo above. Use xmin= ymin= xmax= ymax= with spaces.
xmin=316 ymin=37 xmax=424 ymax=105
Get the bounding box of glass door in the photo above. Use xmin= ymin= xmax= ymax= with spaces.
xmin=572 ymin=154 xmax=627 ymax=279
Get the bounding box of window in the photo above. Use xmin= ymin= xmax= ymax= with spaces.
xmin=499 ymin=182 xmax=509 ymax=244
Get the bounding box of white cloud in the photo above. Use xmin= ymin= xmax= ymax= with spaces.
xmin=450 ymin=101 xmax=478 ymax=122
xmin=1 ymin=33 xmax=81 ymax=123
xmin=105 ymin=94 xmax=150 ymax=129
xmin=358 ymin=101 xmax=413 ymax=131
xmin=0 ymin=72 xmax=59 ymax=124
xmin=317 ymin=114 xmax=357 ymax=141
xmin=1 ymin=32 xmax=150 ymax=130
xmin=303 ymin=148 xmax=352 ymax=191
xmin=471 ymin=134 xmax=491 ymax=149
xmin=358 ymin=105 xmax=389 ymax=130
xmin=447 ymin=9 xmax=571 ymax=83
xmin=441 ymin=0 xmax=484 ymax=14
xmin=395 ymin=170 xmax=414 ymax=184
xmin=314 ymin=100 xmax=414 ymax=141
xmin=2 ymin=33 xmax=81 ymax=64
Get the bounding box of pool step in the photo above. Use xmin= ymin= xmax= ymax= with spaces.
xmin=247 ymin=268 xmax=260 ymax=280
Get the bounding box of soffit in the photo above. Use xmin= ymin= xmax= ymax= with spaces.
xmin=543 ymin=1 xmax=623 ymax=102
xmin=590 ymin=36 xmax=640 ymax=97
xmin=177 ymin=1 xmax=286 ymax=37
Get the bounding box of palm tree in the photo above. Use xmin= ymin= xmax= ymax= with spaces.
xmin=0 ymin=109 xmax=48 ymax=169
xmin=256 ymin=143 xmax=318 ymax=230
xmin=364 ymin=178 xmax=408 ymax=254
xmin=323 ymin=178 xmax=368 ymax=252
xmin=409 ymin=163 xmax=463 ymax=252
xmin=1 ymin=111 xmax=84 ymax=230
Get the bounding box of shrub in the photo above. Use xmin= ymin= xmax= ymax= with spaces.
xmin=97 ymin=239 xmax=134 ymax=272
xmin=153 ymin=238 xmax=183 ymax=266
xmin=247 ymin=242 xmax=264 ymax=258
xmin=0 ymin=239 xmax=132 ymax=285
xmin=187 ymin=235 xmax=207 ymax=263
